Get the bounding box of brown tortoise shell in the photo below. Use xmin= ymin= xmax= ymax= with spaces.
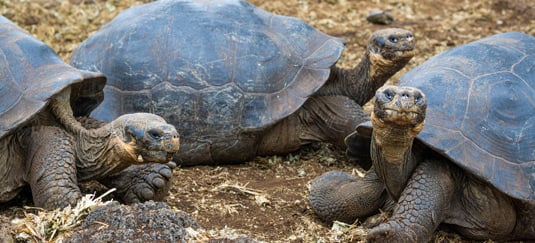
xmin=398 ymin=32 xmax=534 ymax=201
xmin=0 ymin=16 xmax=106 ymax=139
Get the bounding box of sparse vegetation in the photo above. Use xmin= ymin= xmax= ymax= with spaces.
xmin=12 ymin=189 xmax=115 ymax=242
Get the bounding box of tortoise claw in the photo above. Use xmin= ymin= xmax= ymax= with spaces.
xmin=101 ymin=162 xmax=175 ymax=203
xmin=367 ymin=221 xmax=417 ymax=243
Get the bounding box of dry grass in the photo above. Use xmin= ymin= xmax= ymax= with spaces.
xmin=9 ymin=187 xmax=250 ymax=243
xmin=212 ymin=181 xmax=272 ymax=207
xmin=11 ymin=189 xmax=115 ymax=242
xmin=0 ymin=0 xmax=150 ymax=60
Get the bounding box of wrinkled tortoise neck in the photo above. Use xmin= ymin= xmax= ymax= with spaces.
xmin=315 ymin=50 xmax=410 ymax=106
xmin=370 ymin=117 xmax=420 ymax=200
xmin=314 ymin=52 xmax=373 ymax=105
xmin=50 ymin=88 xmax=137 ymax=180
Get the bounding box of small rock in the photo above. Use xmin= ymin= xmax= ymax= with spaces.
xmin=366 ymin=10 xmax=394 ymax=25
xmin=61 ymin=201 xmax=199 ymax=242
xmin=61 ymin=201 xmax=257 ymax=242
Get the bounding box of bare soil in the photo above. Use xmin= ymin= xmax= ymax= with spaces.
xmin=1 ymin=0 xmax=533 ymax=242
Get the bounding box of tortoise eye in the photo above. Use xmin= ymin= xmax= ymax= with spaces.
xmin=414 ymin=93 xmax=424 ymax=104
xmin=148 ymin=128 xmax=164 ymax=139
xmin=374 ymin=37 xmax=386 ymax=47
xmin=384 ymin=90 xmax=393 ymax=100
xmin=389 ymin=36 xmax=398 ymax=43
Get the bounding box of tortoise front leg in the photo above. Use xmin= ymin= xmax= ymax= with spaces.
xmin=26 ymin=126 xmax=81 ymax=209
xmin=99 ymin=162 xmax=176 ymax=203
xmin=367 ymin=159 xmax=455 ymax=243
xmin=309 ymin=169 xmax=387 ymax=224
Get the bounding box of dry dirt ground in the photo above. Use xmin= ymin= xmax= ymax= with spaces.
xmin=1 ymin=0 xmax=534 ymax=242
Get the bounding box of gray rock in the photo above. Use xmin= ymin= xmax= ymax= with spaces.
xmin=62 ymin=201 xmax=199 ymax=243
xmin=366 ymin=10 xmax=394 ymax=25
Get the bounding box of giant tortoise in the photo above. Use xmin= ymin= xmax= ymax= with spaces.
xmin=0 ymin=16 xmax=180 ymax=209
xmin=70 ymin=0 xmax=415 ymax=165
xmin=309 ymin=32 xmax=535 ymax=241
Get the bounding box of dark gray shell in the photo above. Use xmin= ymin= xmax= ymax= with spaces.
xmin=398 ymin=32 xmax=535 ymax=201
xmin=70 ymin=0 xmax=345 ymax=163
xmin=0 ymin=16 xmax=106 ymax=139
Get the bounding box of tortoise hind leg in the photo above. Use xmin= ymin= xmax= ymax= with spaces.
xmin=25 ymin=126 xmax=81 ymax=209
xmin=309 ymin=169 xmax=387 ymax=224
xmin=99 ymin=162 xmax=176 ymax=203
xmin=345 ymin=130 xmax=373 ymax=170
xmin=258 ymin=95 xmax=368 ymax=156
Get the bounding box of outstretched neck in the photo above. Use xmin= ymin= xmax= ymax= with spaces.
xmin=50 ymin=88 xmax=136 ymax=180
xmin=371 ymin=121 xmax=421 ymax=200
xmin=315 ymin=53 xmax=373 ymax=105
xmin=71 ymin=125 xmax=134 ymax=181
xmin=316 ymin=51 xmax=410 ymax=106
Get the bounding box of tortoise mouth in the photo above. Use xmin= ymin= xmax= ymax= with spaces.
xmin=134 ymin=151 xmax=177 ymax=164
xmin=376 ymin=108 xmax=425 ymax=127
xmin=396 ymin=49 xmax=415 ymax=58
xmin=382 ymin=48 xmax=415 ymax=61
xmin=123 ymin=134 xmax=179 ymax=165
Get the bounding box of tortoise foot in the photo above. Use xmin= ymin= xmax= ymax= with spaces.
xmin=102 ymin=162 xmax=176 ymax=203
xmin=39 ymin=187 xmax=81 ymax=209
xmin=367 ymin=221 xmax=417 ymax=243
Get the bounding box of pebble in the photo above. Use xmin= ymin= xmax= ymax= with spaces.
xmin=367 ymin=10 xmax=394 ymax=25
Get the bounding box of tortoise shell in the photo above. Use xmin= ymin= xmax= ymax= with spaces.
xmin=70 ymin=0 xmax=345 ymax=163
xmin=398 ymin=32 xmax=535 ymax=201
xmin=0 ymin=16 xmax=106 ymax=139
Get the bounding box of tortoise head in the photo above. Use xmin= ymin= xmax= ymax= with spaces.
xmin=369 ymin=85 xmax=427 ymax=199
xmin=364 ymin=29 xmax=416 ymax=92
xmin=372 ymin=85 xmax=426 ymax=136
xmin=368 ymin=28 xmax=416 ymax=61
xmin=111 ymin=113 xmax=180 ymax=164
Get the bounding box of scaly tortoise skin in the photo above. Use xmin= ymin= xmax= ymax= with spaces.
xmin=70 ymin=0 xmax=415 ymax=165
xmin=310 ymin=32 xmax=535 ymax=242
xmin=0 ymin=16 xmax=180 ymax=209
